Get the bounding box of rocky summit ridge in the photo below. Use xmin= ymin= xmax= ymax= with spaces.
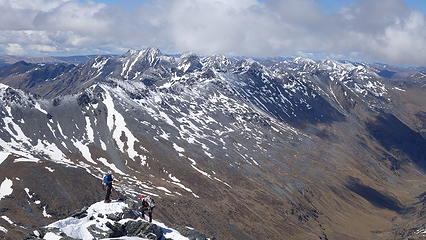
xmin=24 ymin=200 xmax=214 ymax=240
xmin=0 ymin=48 xmax=425 ymax=240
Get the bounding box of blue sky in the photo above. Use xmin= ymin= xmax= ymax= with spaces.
xmin=317 ymin=0 xmax=358 ymax=13
xmin=94 ymin=0 xmax=426 ymax=14
xmin=405 ymin=0 xmax=426 ymax=13
xmin=92 ymin=0 xmax=143 ymax=8
xmin=318 ymin=0 xmax=426 ymax=14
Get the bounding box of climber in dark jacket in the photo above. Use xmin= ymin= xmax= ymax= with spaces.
xmin=103 ymin=171 xmax=113 ymax=203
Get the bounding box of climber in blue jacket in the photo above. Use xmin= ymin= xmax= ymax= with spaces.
xmin=102 ymin=171 xmax=113 ymax=203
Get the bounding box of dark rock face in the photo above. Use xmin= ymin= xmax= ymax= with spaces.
xmin=346 ymin=178 xmax=405 ymax=213
xmin=77 ymin=93 xmax=94 ymax=107
xmin=71 ymin=207 xmax=88 ymax=219
xmin=124 ymin=220 xmax=163 ymax=239
xmin=122 ymin=208 xmax=139 ymax=219
xmin=0 ymin=61 xmax=34 ymax=77
xmin=367 ymin=113 xmax=426 ymax=172
xmin=106 ymin=221 xmax=127 ymax=238
xmin=107 ymin=213 xmax=123 ymax=222
xmin=414 ymin=111 xmax=426 ymax=138
xmin=377 ymin=70 xmax=397 ymax=78
xmin=104 ymin=219 xmax=165 ymax=239
xmin=96 ymin=207 xmax=162 ymax=239
xmin=0 ymin=61 xmax=74 ymax=91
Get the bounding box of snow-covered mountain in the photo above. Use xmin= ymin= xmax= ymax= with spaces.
xmin=0 ymin=48 xmax=425 ymax=240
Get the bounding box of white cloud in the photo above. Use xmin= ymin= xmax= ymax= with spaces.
xmin=5 ymin=43 xmax=25 ymax=55
xmin=0 ymin=0 xmax=424 ymax=65
xmin=372 ymin=11 xmax=426 ymax=64
xmin=33 ymin=1 xmax=109 ymax=35
xmin=30 ymin=44 xmax=58 ymax=52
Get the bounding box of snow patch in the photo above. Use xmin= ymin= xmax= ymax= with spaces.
xmin=173 ymin=143 xmax=185 ymax=153
xmin=1 ymin=216 xmax=14 ymax=225
xmin=34 ymin=103 xmax=48 ymax=114
xmin=170 ymin=182 xmax=199 ymax=198
xmin=47 ymin=122 xmax=57 ymax=138
xmin=100 ymin=139 xmax=107 ymax=151
xmin=102 ymin=87 xmax=139 ymax=161
xmin=414 ymin=228 xmax=426 ymax=236
xmin=14 ymin=157 xmax=39 ymax=163
xmin=72 ymin=140 xmax=96 ymax=164
xmin=33 ymin=140 xmax=70 ymax=164
xmin=393 ymin=87 xmax=406 ymax=92
xmin=159 ymin=111 xmax=176 ymax=127
xmin=92 ymin=58 xmax=109 ymax=71
xmin=156 ymin=186 xmax=172 ymax=193
xmin=168 ymin=174 xmax=180 ymax=183
xmin=56 ymin=122 xmax=67 ymax=139
xmin=3 ymin=114 xmax=31 ymax=143
xmin=43 ymin=206 xmax=52 ymax=218
xmin=98 ymin=157 xmax=125 ymax=175
xmin=43 ymin=232 xmax=62 ymax=240
xmin=125 ymin=50 xmax=144 ymax=80
xmin=0 ymin=178 xmax=13 ymax=200
xmin=85 ymin=116 xmax=95 ymax=143
xmin=0 ymin=152 xmax=9 ymax=165
xmin=24 ymin=188 xmax=34 ymax=198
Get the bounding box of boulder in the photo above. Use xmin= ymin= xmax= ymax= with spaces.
xmin=23 ymin=227 xmax=81 ymax=240
xmin=87 ymin=224 xmax=110 ymax=239
xmin=71 ymin=207 xmax=88 ymax=219
xmin=106 ymin=222 xmax=127 ymax=238
xmin=106 ymin=212 xmax=122 ymax=221
xmin=125 ymin=220 xmax=163 ymax=239
xmin=23 ymin=228 xmax=46 ymax=239
xmin=122 ymin=208 xmax=139 ymax=219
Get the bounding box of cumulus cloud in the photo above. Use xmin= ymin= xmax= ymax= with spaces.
xmin=5 ymin=43 xmax=25 ymax=55
xmin=0 ymin=0 xmax=425 ymax=65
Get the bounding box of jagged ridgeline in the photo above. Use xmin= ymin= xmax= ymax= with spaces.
xmin=0 ymin=48 xmax=425 ymax=240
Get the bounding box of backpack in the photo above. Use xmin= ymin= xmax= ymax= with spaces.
xmin=144 ymin=196 xmax=155 ymax=208
xmin=103 ymin=174 xmax=112 ymax=185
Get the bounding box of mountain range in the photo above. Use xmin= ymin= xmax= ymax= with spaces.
xmin=0 ymin=48 xmax=425 ymax=240
xmin=0 ymin=54 xmax=105 ymax=66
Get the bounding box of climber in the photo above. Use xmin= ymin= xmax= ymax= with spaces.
xmin=139 ymin=195 xmax=155 ymax=223
xmin=102 ymin=171 xmax=114 ymax=203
